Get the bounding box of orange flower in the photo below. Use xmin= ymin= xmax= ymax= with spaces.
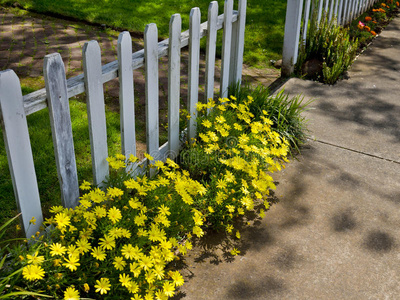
xmin=381 ymin=3 xmax=387 ymax=7
xmin=364 ymin=26 xmax=371 ymax=32
xmin=365 ymin=16 xmax=372 ymax=22
xmin=372 ymin=21 xmax=377 ymax=24
xmin=371 ymin=31 xmax=377 ymax=36
xmin=396 ymin=1 xmax=399 ymax=6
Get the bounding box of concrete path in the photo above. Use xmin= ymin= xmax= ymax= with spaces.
xmin=175 ymin=16 xmax=400 ymax=300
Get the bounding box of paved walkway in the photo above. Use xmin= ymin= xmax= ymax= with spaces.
xmin=175 ymin=15 xmax=400 ymax=300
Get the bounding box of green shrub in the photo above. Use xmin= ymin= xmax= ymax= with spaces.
xmin=296 ymin=12 xmax=359 ymax=84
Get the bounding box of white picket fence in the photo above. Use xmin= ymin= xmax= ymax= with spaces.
xmin=282 ymin=0 xmax=380 ymax=75
xmin=0 ymin=0 xmax=247 ymax=238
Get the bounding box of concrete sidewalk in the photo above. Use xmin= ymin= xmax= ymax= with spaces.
xmin=175 ymin=15 xmax=400 ymax=300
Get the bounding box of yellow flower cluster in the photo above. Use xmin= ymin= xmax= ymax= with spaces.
xmin=18 ymin=94 xmax=290 ymax=299
xmin=20 ymin=154 xmax=207 ymax=299
xmin=186 ymin=95 xmax=289 ymax=241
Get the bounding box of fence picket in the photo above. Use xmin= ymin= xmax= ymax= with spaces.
xmin=220 ymin=0 xmax=233 ymax=98
xmin=168 ymin=14 xmax=182 ymax=160
xmin=144 ymin=23 xmax=160 ymax=172
xmin=282 ymin=0 xmax=303 ymax=76
xmin=83 ymin=41 xmax=109 ymax=186
xmin=302 ymin=0 xmax=312 ymax=44
xmin=317 ymin=0 xmax=324 ymax=22
xmin=44 ymin=53 xmax=79 ymax=208
xmin=338 ymin=0 xmax=344 ymax=25
xmin=329 ymin=0 xmax=335 ymax=21
xmin=350 ymin=0 xmax=356 ymax=21
xmin=118 ymin=32 xmax=136 ymax=161
xmin=343 ymin=0 xmax=350 ymax=24
xmin=325 ymin=0 xmax=330 ymax=13
xmin=334 ymin=0 xmax=339 ymax=17
xmin=0 ymin=70 xmax=43 ymax=237
xmin=205 ymin=1 xmax=218 ymax=106
xmin=229 ymin=0 xmax=246 ymax=87
xmin=356 ymin=0 xmax=361 ymax=17
xmin=188 ymin=8 xmax=201 ymax=142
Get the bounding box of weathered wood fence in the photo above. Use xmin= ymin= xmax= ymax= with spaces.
xmin=282 ymin=0 xmax=380 ymax=76
xmin=0 ymin=0 xmax=246 ymax=238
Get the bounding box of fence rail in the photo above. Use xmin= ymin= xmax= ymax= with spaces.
xmin=0 ymin=0 xmax=247 ymax=238
xmin=282 ymin=0 xmax=379 ymax=76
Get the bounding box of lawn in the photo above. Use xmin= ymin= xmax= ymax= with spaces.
xmin=0 ymin=0 xmax=287 ymax=67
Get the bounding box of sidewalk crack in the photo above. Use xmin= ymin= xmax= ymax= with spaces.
xmin=311 ymin=139 xmax=400 ymax=165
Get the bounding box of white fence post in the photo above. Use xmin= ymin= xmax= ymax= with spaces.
xmin=325 ymin=0 xmax=330 ymax=13
xmin=302 ymin=0 xmax=312 ymax=44
xmin=168 ymin=14 xmax=181 ymax=160
xmin=329 ymin=0 xmax=335 ymax=21
xmin=338 ymin=0 xmax=344 ymax=25
xmin=118 ymin=32 xmax=136 ymax=161
xmin=144 ymin=23 xmax=160 ymax=173
xmin=334 ymin=0 xmax=340 ymax=18
xmin=83 ymin=41 xmax=109 ymax=186
xmin=0 ymin=70 xmax=43 ymax=237
xmin=44 ymin=53 xmax=79 ymax=208
xmin=229 ymin=0 xmax=246 ymax=87
xmin=350 ymin=0 xmax=356 ymax=22
xmin=188 ymin=7 xmax=201 ymax=142
xmin=205 ymin=1 xmax=218 ymax=106
xmin=317 ymin=0 xmax=324 ymax=23
xmin=343 ymin=0 xmax=350 ymax=24
xmin=220 ymin=0 xmax=233 ymax=98
xmin=282 ymin=0 xmax=304 ymax=76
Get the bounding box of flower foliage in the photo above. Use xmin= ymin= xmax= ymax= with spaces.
xmin=296 ymin=0 xmax=399 ymax=84
xmin=1 ymin=95 xmax=290 ymax=299
xmin=352 ymin=0 xmax=399 ymax=42
xmin=180 ymin=95 xmax=289 ymax=232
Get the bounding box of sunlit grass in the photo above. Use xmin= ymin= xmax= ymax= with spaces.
xmin=1 ymin=0 xmax=287 ymax=67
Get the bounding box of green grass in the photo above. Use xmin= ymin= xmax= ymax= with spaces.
xmin=0 ymin=0 xmax=287 ymax=67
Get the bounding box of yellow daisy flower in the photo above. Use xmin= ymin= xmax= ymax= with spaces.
xmin=94 ymin=278 xmax=111 ymax=295
xmin=22 ymin=264 xmax=45 ymax=281
xmin=64 ymin=286 xmax=80 ymax=300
